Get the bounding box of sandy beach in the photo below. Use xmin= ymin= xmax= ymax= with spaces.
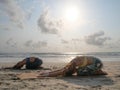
xmin=0 ymin=61 xmax=120 ymax=90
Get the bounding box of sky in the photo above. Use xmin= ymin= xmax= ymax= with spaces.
xmin=0 ymin=0 xmax=120 ymax=53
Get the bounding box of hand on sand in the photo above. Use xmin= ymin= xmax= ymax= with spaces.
xmin=95 ymin=70 xmax=108 ymax=75
xmin=37 ymin=72 xmax=49 ymax=78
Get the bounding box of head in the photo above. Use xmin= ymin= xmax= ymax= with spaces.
xmin=29 ymin=57 xmax=36 ymax=62
xmin=64 ymin=62 xmax=76 ymax=76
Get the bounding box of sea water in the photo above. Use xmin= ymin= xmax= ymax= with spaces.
xmin=0 ymin=52 xmax=120 ymax=63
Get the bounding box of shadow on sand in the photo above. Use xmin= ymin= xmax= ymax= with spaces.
xmin=60 ymin=75 xmax=114 ymax=86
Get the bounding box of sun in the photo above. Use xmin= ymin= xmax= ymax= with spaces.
xmin=64 ymin=5 xmax=80 ymax=22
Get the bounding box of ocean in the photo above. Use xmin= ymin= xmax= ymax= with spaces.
xmin=0 ymin=52 xmax=120 ymax=63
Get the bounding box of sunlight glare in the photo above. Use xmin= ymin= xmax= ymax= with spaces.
xmin=64 ymin=5 xmax=80 ymax=22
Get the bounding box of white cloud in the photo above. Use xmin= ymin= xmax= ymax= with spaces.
xmin=71 ymin=38 xmax=82 ymax=42
xmin=61 ymin=39 xmax=69 ymax=44
xmin=24 ymin=40 xmax=47 ymax=48
xmin=85 ymin=31 xmax=111 ymax=46
xmin=106 ymin=39 xmax=120 ymax=49
xmin=0 ymin=25 xmax=9 ymax=30
xmin=0 ymin=0 xmax=25 ymax=29
xmin=33 ymin=41 xmax=47 ymax=48
xmin=37 ymin=8 xmax=63 ymax=34
xmin=6 ymin=38 xmax=17 ymax=47
xmin=24 ymin=40 xmax=33 ymax=47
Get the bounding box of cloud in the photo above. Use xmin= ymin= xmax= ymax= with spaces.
xmin=0 ymin=0 xmax=25 ymax=29
xmin=37 ymin=8 xmax=63 ymax=34
xmin=105 ymin=39 xmax=120 ymax=49
xmin=24 ymin=40 xmax=33 ymax=47
xmin=24 ymin=40 xmax=47 ymax=48
xmin=0 ymin=25 xmax=9 ymax=30
xmin=61 ymin=39 xmax=69 ymax=44
xmin=85 ymin=31 xmax=111 ymax=46
xmin=32 ymin=41 xmax=47 ymax=48
xmin=6 ymin=38 xmax=17 ymax=47
xmin=71 ymin=38 xmax=82 ymax=42
xmin=26 ymin=6 xmax=35 ymax=20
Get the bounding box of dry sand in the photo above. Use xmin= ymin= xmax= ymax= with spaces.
xmin=0 ymin=61 xmax=120 ymax=90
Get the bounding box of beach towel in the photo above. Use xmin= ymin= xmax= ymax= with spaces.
xmin=17 ymin=72 xmax=39 ymax=79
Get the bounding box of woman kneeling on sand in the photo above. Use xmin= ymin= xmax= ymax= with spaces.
xmin=38 ymin=56 xmax=107 ymax=77
xmin=4 ymin=57 xmax=43 ymax=69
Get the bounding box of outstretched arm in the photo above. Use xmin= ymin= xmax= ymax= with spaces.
xmin=38 ymin=62 xmax=76 ymax=77
xmin=2 ymin=60 xmax=26 ymax=69
xmin=12 ymin=59 xmax=26 ymax=69
xmin=38 ymin=67 xmax=67 ymax=77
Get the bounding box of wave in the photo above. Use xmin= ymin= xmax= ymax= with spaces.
xmin=0 ymin=52 xmax=120 ymax=58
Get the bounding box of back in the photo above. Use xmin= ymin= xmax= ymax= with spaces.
xmin=26 ymin=57 xmax=43 ymax=69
